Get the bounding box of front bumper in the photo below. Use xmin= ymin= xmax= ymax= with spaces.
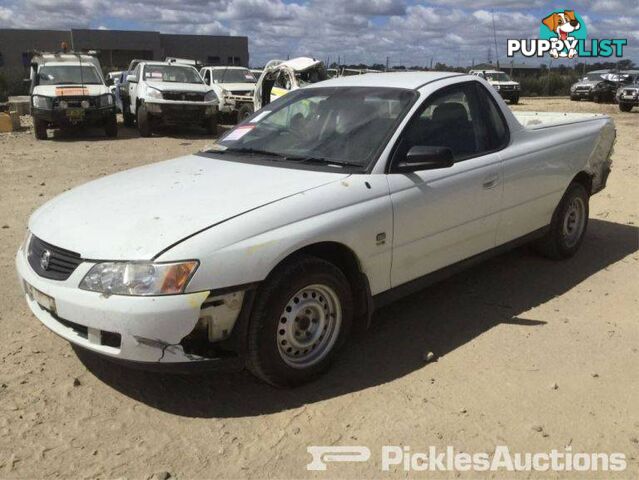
xmin=32 ymin=106 xmax=115 ymax=126
xmin=497 ymin=89 xmax=519 ymax=99
xmin=15 ymin=241 xmax=237 ymax=366
xmin=571 ymin=90 xmax=592 ymax=99
xmin=146 ymin=101 xmax=216 ymax=124
xmin=617 ymin=94 xmax=639 ymax=105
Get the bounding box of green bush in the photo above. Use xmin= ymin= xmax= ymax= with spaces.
xmin=516 ymin=72 xmax=580 ymax=96
xmin=0 ymin=74 xmax=7 ymax=102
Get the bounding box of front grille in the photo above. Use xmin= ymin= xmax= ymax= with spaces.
xmin=500 ymin=85 xmax=514 ymax=90
xmin=575 ymin=86 xmax=591 ymax=91
xmin=53 ymin=96 xmax=97 ymax=108
xmin=623 ymin=89 xmax=637 ymax=95
xmin=27 ymin=236 xmax=83 ymax=281
xmin=231 ymin=90 xmax=252 ymax=96
xmin=162 ymin=91 xmax=205 ymax=102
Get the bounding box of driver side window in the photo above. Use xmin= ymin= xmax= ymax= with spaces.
xmin=393 ymin=82 xmax=508 ymax=167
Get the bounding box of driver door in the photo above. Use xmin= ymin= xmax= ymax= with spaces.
xmin=388 ymin=81 xmax=508 ymax=287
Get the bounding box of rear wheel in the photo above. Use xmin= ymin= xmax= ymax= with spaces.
xmin=246 ymin=256 xmax=353 ymax=387
xmin=619 ymin=102 xmax=633 ymax=112
xmin=137 ymin=104 xmax=152 ymax=137
xmin=534 ymin=182 xmax=589 ymax=260
xmin=34 ymin=118 xmax=47 ymax=140
xmin=104 ymin=114 xmax=118 ymax=137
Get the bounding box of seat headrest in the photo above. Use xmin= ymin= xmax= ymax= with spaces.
xmin=432 ymin=102 xmax=469 ymax=123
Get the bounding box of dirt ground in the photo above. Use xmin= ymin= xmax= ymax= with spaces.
xmin=0 ymin=98 xmax=637 ymax=479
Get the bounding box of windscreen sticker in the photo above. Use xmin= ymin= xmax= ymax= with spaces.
xmin=249 ymin=111 xmax=271 ymax=123
xmin=245 ymin=74 xmax=254 ymax=80
xmin=224 ymin=125 xmax=255 ymax=141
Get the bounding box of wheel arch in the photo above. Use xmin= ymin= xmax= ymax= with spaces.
xmin=571 ymin=170 xmax=594 ymax=195
xmin=269 ymin=241 xmax=373 ymax=331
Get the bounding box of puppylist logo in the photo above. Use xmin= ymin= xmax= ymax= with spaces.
xmin=508 ymin=9 xmax=627 ymax=59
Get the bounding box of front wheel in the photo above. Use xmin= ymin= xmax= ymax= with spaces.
xmin=510 ymin=95 xmax=520 ymax=105
xmin=619 ymin=102 xmax=633 ymax=112
xmin=34 ymin=118 xmax=48 ymax=140
xmin=104 ymin=114 xmax=118 ymax=137
xmin=204 ymin=115 xmax=218 ymax=135
xmin=123 ymin=105 xmax=135 ymax=127
xmin=246 ymin=256 xmax=353 ymax=387
xmin=137 ymin=104 xmax=152 ymax=137
xmin=237 ymin=103 xmax=254 ymax=123
xmin=534 ymin=182 xmax=589 ymax=260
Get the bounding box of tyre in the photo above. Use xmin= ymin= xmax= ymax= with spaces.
xmin=619 ymin=102 xmax=633 ymax=112
xmin=237 ymin=103 xmax=254 ymax=123
xmin=34 ymin=118 xmax=48 ymax=140
xmin=137 ymin=104 xmax=152 ymax=137
xmin=205 ymin=114 xmax=218 ymax=135
xmin=104 ymin=114 xmax=118 ymax=137
xmin=593 ymin=94 xmax=602 ymax=103
xmin=534 ymin=182 xmax=589 ymax=260
xmin=570 ymin=95 xmax=578 ymax=101
xmin=246 ymin=255 xmax=353 ymax=387
xmin=510 ymin=96 xmax=519 ymax=105
xmin=123 ymin=106 xmax=135 ymax=127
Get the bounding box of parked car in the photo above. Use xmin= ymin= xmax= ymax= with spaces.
xmin=16 ymin=72 xmax=615 ymax=386
xmin=123 ymin=61 xmax=219 ymax=136
xmin=569 ymin=70 xmax=639 ymax=103
xmin=254 ymin=57 xmax=329 ymax=110
xmin=118 ymin=58 xmax=144 ymax=126
xmin=469 ymin=69 xmax=521 ymax=104
xmin=200 ymin=66 xmax=257 ymax=122
xmin=617 ymin=78 xmax=639 ymax=112
xmin=28 ymin=52 xmax=117 ymax=140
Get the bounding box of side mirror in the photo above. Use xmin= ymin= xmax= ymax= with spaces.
xmin=394 ymin=146 xmax=454 ymax=173
xmin=126 ymin=74 xmax=137 ymax=83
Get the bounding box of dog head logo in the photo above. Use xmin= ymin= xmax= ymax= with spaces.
xmin=542 ymin=10 xmax=580 ymax=41
xmin=540 ymin=9 xmax=587 ymax=59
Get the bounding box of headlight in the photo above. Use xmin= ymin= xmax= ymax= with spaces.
xmin=514 ymin=84 xmax=520 ymax=90
xmin=98 ymin=93 xmax=114 ymax=107
xmin=32 ymin=95 xmax=53 ymax=109
xmin=494 ymin=85 xmax=501 ymax=91
xmin=570 ymin=84 xmax=577 ymax=92
xmin=147 ymin=88 xmax=163 ymax=100
xmin=204 ymin=90 xmax=219 ymax=102
xmin=79 ymin=261 xmax=198 ymax=296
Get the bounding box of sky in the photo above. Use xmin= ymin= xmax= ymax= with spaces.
xmin=0 ymin=0 xmax=637 ymax=67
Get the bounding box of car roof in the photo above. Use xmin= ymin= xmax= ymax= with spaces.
xmin=142 ymin=61 xmax=196 ymax=68
xmin=307 ymin=71 xmax=465 ymax=90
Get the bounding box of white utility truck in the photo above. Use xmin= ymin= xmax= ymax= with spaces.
xmin=17 ymin=72 xmax=614 ymax=386
xmin=28 ymin=52 xmax=117 ymax=139
xmin=123 ymin=60 xmax=218 ymax=136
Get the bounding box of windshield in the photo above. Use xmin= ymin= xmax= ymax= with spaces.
xmin=215 ymin=86 xmax=416 ymax=169
xmin=584 ymin=73 xmax=605 ymax=81
xmin=143 ymin=65 xmax=203 ymax=84
xmin=485 ymin=72 xmax=510 ymax=82
xmin=211 ymin=68 xmax=255 ymax=84
xmin=37 ymin=65 xmax=103 ymax=85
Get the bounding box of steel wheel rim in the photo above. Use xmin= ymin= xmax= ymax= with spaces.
xmin=276 ymin=284 xmax=342 ymax=369
xmin=562 ymin=197 xmax=586 ymax=248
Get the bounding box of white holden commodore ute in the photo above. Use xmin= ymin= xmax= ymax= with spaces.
xmin=16 ymin=72 xmax=615 ymax=386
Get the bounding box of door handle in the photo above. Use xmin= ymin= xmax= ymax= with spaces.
xmin=482 ymin=175 xmax=499 ymax=190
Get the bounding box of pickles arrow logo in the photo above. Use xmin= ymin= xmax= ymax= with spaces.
xmin=507 ymin=9 xmax=627 ymax=59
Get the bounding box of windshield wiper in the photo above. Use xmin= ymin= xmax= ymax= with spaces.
xmin=223 ymin=147 xmax=287 ymax=158
xmin=287 ymin=156 xmax=363 ymax=169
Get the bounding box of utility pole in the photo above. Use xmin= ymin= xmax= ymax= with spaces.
xmin=492 ymin=10 xmax=499 ymax=69
xmin=386 ymin=56 xmax=389 ymax=72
